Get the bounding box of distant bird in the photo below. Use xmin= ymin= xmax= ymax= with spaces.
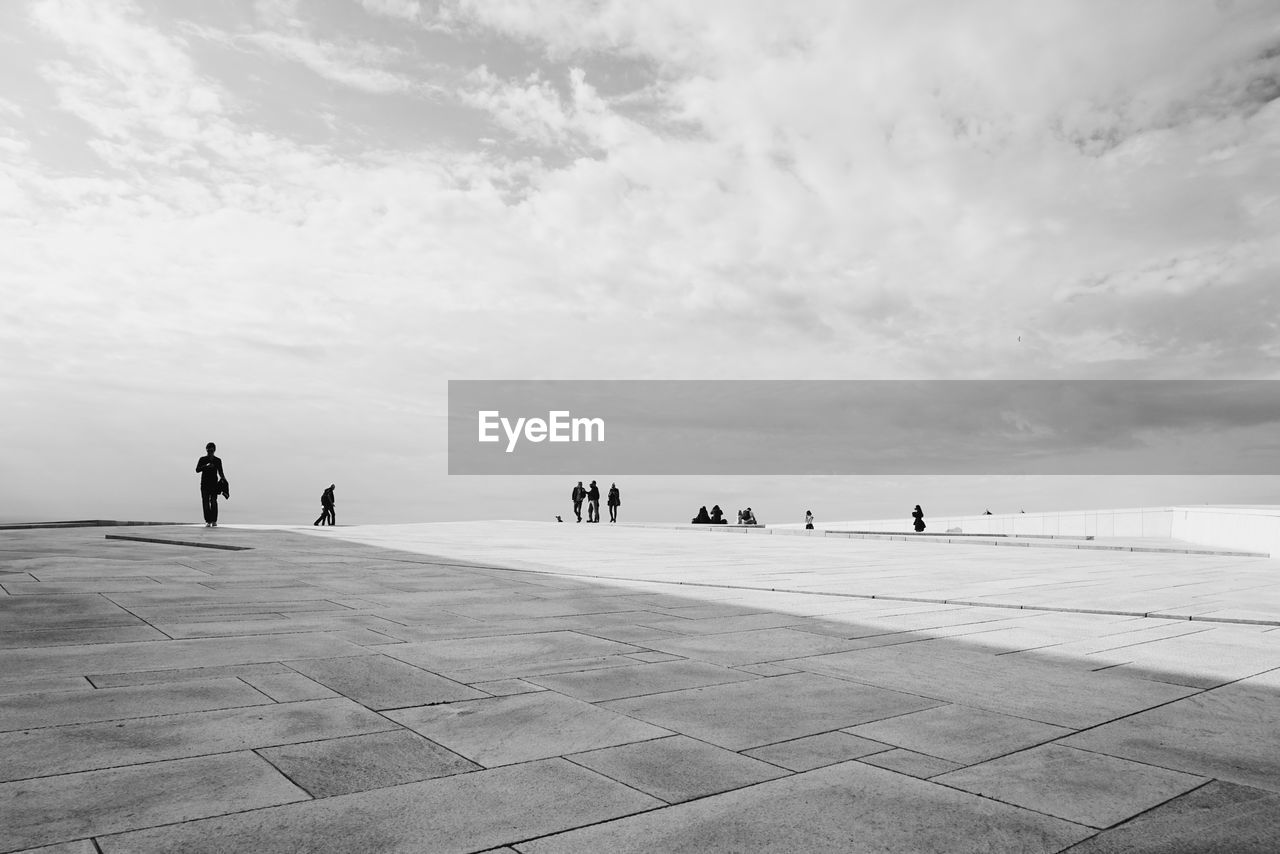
xmin=1017 ymin=336 xmax=1021 ymax=342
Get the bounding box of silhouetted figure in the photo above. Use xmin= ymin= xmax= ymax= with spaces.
xmin=912 ymin=504 xmax=926 ymax=532
xmin=587 ymin=480 xmax=601 ymax=523
xmin=607 ymin=483 xmax=620 ymax=523
xmin=571 ymin=481 xmax=586 ymax=522
xmin=314 ymin=484 xmax=335 ymax=526
xmin=196 ymin=442 xmax=226 ymax=528
xmin=984 ymin=509 xmax=993 ymax=515
xmin=556 ymin=515 xmax=563 ymax=522
xmin=692 ymin=506 xmax=712 ymax=524
xmin=709 ymin=505 xmax=726 ymax=524
xmin=742 ymin=507 xmax=756 ymax=525
xmin=805 ymin=510 xmax=814 ymax=530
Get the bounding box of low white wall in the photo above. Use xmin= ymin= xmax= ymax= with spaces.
xmin=776 ymin=505 xmax=1280 ymax=557
xmin=1170 ymin=506 xmax=1280 ymax=558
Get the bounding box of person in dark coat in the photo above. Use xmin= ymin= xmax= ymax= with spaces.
xmin=692 ymin=506 xmax=712 ymax=524
xmin=912 ymin=504 xmax=926 ymax=532
xmin=607 ymin=483 xmax=620 ymax=523
xmin=314 ymin=484 xmax=335 ymax=526
xmin=196 ymin=442 xmax=226 ymax=527
xmin=571 ymin=481 xmax=586 ymax=522
xmin=587 ymin=480 xmax=601 ymax=523
xmin=709 ymin=505 xmax=725 ymax=524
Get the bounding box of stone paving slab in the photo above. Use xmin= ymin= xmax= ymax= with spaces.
xmin=9 ymin=840 xmax=98 ymax=854
xmin=285 ymin=654 xmax=487 ymax=710
xmin=515 ymin=759 xmax=1092 ymax=853
xmin=566 ymin=734 xmax=787 ymax=803
xmin=795 ymin=644 xmax=1198 ymax=728
xmin=643 ymin=626 xmax=870 ymax=666
xmin=1061 ymin=667 xmax=1280 ymax=794
xmin=527 ymin=659 xmax=758 ymax=702
xmin=382 ymin=631 xmax=643 ymax=679
xmin=0 ymin=677 xmax=270 ymax=732
xmin=1061 ymin=780 xmax=1280 ymax=853
xmin=0 ymin=697 xmax=395 ymax=782
xmin=0 ymin=633 xmax=368 ymax=678
xmin=935 ymin=744 xmax=1206 ymax=828
xmin=741 ymin=730 xmax=890 ymax=771
xmin=0 ymin=594 xmax=142 ymax=629
xmin=258 ymin=729 xmax=480 ymax=797
xmin=96 ymin=759 xmax=662 ymax=854
xmin=858 ymin=747 xmax=963 ymax=778
xmin=0 ymin=752 xmax=307 ymax=852
xmin=0 ymin=625 xmax=169 ymax=649
xmin=845 ymin=703 xmax=1074 ymax=764
xmin=388 ymin=691 xmax=672 ymax=766
xmin=85 ymin=661 xmax=295 ymax=688
xmin=602 ymin=671 xmax=942 ymax=751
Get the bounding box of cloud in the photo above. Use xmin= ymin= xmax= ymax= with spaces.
xmin=359 ymin=0 xmax=424 ymax=22
xmin=240 ymin=30 xmax=422 ymax=94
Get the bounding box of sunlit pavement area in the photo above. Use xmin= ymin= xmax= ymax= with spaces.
xmin=3 ymin=521 xmax=1280 ymax=853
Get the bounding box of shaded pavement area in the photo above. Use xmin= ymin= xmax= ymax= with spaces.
xmin=2 ymin=522 xmax=1280 ymax=852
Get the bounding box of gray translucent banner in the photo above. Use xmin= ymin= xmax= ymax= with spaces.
xmin=448 ymin=380 xmax=1280 ymax=475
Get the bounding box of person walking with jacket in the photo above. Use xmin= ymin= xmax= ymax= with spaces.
xmin=587 ymin=480 xmax=601 ymax=523
xmin=607 ymin=483 xmax=620 ymax=523
xmin=196 ymin=443 xmax=226 ymax=527
xmin=314 ymin=484 xmax=335 ymax=526
xmin=571 ymin=481 xmax=586 ymax=522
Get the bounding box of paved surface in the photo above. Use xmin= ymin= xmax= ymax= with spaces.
xmin=2 ymin=522 xmax=1280 ymax=852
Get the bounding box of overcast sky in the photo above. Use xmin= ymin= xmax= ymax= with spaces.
xmin=2 ymin=0 xmax=1279 ymax=525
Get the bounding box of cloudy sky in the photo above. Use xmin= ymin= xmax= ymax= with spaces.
xmin=2 ymin=0 xmax=1279 ymax=525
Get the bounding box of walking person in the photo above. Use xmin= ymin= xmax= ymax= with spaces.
xmin=571 ymin=481 xmax=586 ymax=522
xmin=314 ymin=484 xmax=335 ymax=526
xmin=607 ymin=483 xmax=620 ymax=523
xmin=912 ymin=504 xmax=926 ymax=532
xmin=805 ymin=510 xmax=814 ymax=530
xmin=587 ymin=480 xmax=601 ymax=523
xmin=196 ymin=442 xmax=226 ymax=527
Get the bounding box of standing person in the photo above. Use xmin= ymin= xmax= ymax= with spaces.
xmin=587 ymin=480 xmax=601 ymax=523
xmin=196 ymin=443 xmax=226 ymax=527
xmin=912 ymin=504 xmax=926 ymax=532
xmin=805 ymin=510 xmax=814 ymax=530
xmin=314 ymin=484 xmax=335 ymax=526
xmin=607 ymin=483 xmax=620 ymax=523
xmin=571 ymin=481 xmax=586 ymax=523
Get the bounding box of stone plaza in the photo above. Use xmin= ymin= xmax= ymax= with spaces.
xmin=2 ymin=520 xmax=1280 ymax=852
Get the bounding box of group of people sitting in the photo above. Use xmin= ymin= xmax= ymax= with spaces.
xmin=691 ymin=505 xmax=757 ymax=525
